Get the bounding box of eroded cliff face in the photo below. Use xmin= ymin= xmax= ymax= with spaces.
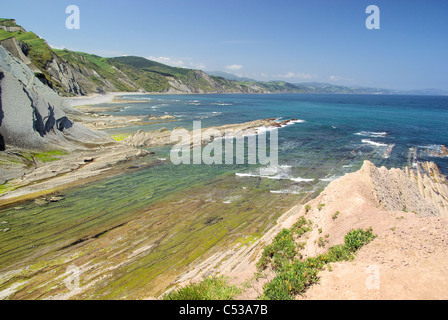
xmin=0 ymin=45 xmax=112 ymax=151
xmin=168 ymin=160 xmax=448 ymax=299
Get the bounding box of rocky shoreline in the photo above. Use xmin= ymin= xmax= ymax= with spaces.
xmin=123 ymin=118 xmax=302 ymax=148
xmin=0 ymin=144 xmax=148 ymax=208
xmin=164 ymin=160 xmax=448 ymax=300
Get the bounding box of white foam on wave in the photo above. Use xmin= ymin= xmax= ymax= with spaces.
xmin=319 ymin=176 xmax=339 ymax=182
xmin=355 ymin=131 xmax=388 ymax=138
xmin=362 ymin=139 xmax=389 ymax=147
xmin=270 ymin=190 xmax=301 ymax=195
xmin=290 ymin=177 xmax=315 ymax=182
xmin=279 ymin=119 xmax=306 ymax=127
xmin=236 ymin=165 xmax=314 ymax=183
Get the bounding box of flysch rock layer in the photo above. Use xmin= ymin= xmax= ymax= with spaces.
xmin=168 ymin=160 xmax=448 ymax=300
xmin=0 ymin=44 xmax=112 ymax=152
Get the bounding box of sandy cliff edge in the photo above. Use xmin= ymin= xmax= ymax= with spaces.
xmin=168 ymin=160 xmax=448 ymax=300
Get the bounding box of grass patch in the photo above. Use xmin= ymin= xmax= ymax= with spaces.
xmin=110 ymin=134 xmax=129 ymax=142
xmin=30 ymin=150 xmax=67 ymax=163
xmin=256 ymin=216 xmax=312 ymax=271
xmin=332 ymin=211 xmax=340 ymax=220
xmin=258 ymin=224 xmax=375 ymax=300
xmin=163 ymin=276 xmax=241 ymax=300
xmin=0 ymin=182 xmax=16 ymax=196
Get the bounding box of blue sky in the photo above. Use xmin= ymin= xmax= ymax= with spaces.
xmin=2 ymin=0 xmax=448 ymax=90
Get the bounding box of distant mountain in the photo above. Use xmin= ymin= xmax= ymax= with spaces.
xmin=1 ymin=19 xmax=446 ymax=97
xmin=206 ymin=71 xmax=255 ymax=82
xmin=394 ymin=88 xmax=448 ymax=96
xmin=294 ymin=82 xmax=393 ymax=94
xmin=0 ymin=19 xmax=271 ymax=96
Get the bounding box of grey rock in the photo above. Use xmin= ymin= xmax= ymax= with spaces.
xmin=0 ymin=45 xmax=113 ymax=151
xmin=48 ymin=196 xmax=64 ymax=202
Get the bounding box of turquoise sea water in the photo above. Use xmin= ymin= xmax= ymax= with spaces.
xmin=110 ymin=93 xmax=448 ymax=176
xmin=1 ymin=94 xmax=447 ymax=293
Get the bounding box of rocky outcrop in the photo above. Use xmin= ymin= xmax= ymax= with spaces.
xmin=122 ymin=118 xmax=289 ymax=148
xmin=0 ymin=44 xmax=112 ymax=151
xmin=169 ymin=160 xmax=448 ymax=299
xmin=0 ymin=37 xmax=41 ymax=74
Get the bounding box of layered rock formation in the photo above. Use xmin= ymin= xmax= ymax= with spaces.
xmin=0 ymin=44 xmax=112 ymax=151
xmin=169 ymin=160 xmax=448 ymax=299
xmin=123 ymin=119 xmax=297 ymax=148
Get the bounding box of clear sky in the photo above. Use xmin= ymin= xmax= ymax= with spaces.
xmin=2 ymin=0 xmax=448 ymax=90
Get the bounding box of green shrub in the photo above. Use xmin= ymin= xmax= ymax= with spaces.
xmin=163 ymin=276 xmax=241 ymax=300
xmin=257 ymin=217 xmax=312 ymax=271
xmin=344 ymin=228 xmax=375 ymax=252
xmin=261 ymin=227 xmax=376 ymax=300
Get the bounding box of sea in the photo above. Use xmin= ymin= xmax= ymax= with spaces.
xmin=1 ymin=93 xmax=447 ymax=298
xmin=111 ymin=93 xmax=448 ymax=176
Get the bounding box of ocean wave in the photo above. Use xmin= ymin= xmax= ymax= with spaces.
xmin=319 ymin=176 xmax=339 ymax=182
xmin=362 ymin=139 xmax=389 ymax=147
xmin=236 ymin=165 xmax=314 ymax=183
xmin=270 ymin=189 xmax=301 ymax=195
xmin=355 ymin=131 xmax=387 ymax=138
xmin=278 ymin=119 xmax=306 ymax=127
xmin=212 ymin=102 xmax=233 ymax=106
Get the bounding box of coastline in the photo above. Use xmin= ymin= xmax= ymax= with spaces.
xmin=63 ymin=92 xmax=149 ymax=108
xmin=1 ymin=159 xmax=447 ymax=300
xmin=1 ymin=92 xmax=447 ymax=300
xmin=0 ymin=144 xmax=148 ymax=209
xmin=162 ymin=160 xmax=448 ymax=300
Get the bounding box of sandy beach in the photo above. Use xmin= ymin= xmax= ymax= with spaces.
xmin=63 ymin=92 xmax=148 ymax=108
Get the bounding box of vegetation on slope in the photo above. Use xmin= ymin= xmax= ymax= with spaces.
xmin=163 ymin=276 xmax=241 ymax=300
xmin=53 ymin=49 xmax=171 ymax=92
xmin=1 ymin=18 xmax=393 ymax=97
xmin=257 ymin=214 xmax=376 ymax=300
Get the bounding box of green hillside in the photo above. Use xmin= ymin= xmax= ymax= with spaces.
xmin=53 ymin=49 xmax=171 ymax=92
xmin=1 ymin=18 xmax=394 ymax=96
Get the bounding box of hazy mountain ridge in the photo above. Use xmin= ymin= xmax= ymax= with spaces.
xmin=1 ymin=19 xmax=446 ymax=97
